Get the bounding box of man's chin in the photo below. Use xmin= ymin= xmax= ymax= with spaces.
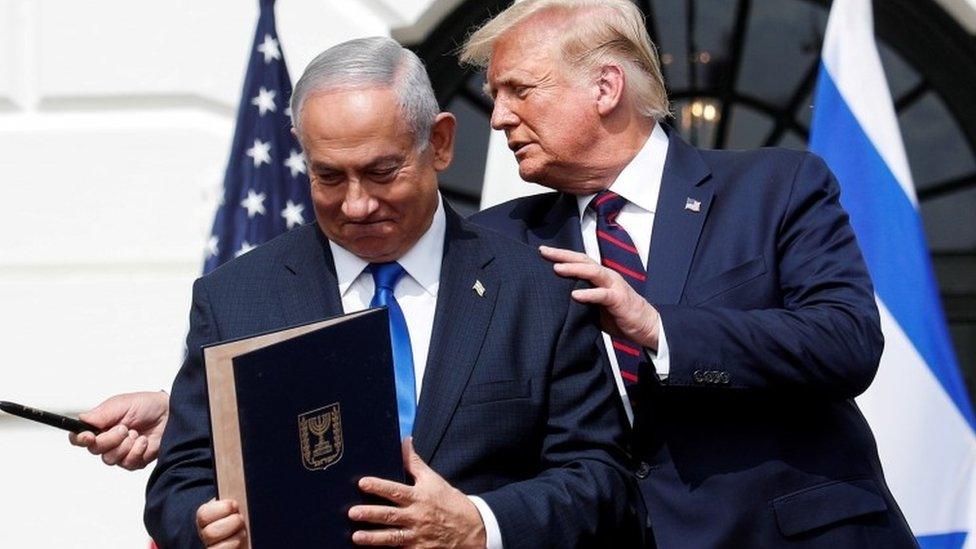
xmin=338 ymin=236 xmax=400 ymax=263
xmin=350 ymin=248 xmax=401 ymax=263
xmin=517 ymin=164 xmax=563 ymax=193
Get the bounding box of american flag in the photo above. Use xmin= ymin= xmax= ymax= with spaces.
xmin=204 ymin=0 xmax=311 ymax=273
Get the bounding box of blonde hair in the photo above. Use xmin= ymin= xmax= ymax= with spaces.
xmin=460 ymin=0 xmax=670 ymax=120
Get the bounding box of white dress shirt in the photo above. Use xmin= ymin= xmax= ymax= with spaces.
xmin=327 ymin=195 xmax=503 ymax=549
xmin=329 ymin=198 xmax=445 ymax=395
xmin=576 ymin=123 xmax=672 ymax=425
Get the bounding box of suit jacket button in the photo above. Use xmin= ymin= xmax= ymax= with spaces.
xmin=720 ymin=372 xmax=731 ymax=384
xmin=635 ymin=462 xmax=651 ymax=479
xmin=693 ymin=370 xmax=704 ymax=383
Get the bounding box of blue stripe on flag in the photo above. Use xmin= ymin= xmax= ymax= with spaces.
xmin=809 ymin=67 xmax=976 ymax=431
xmin=917 ymin=531 xmax=968 ymax=549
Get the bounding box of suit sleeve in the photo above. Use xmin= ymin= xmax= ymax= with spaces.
xmin=656 ymin=153 xmax=884 ymax=398
xmin=477 ymin=294 xmax=642 ymax=549
xmin=144 ymin=278 xmax=219 ymax=549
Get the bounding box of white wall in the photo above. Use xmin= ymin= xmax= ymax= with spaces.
xmin=0 ymin=0 xmax=436 ymax=546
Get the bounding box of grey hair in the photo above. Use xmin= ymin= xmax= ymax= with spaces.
xmin=461 ymin=0 xmax=670 ymax=121
xmin=290 ymin=36 xmax=440 ymax=150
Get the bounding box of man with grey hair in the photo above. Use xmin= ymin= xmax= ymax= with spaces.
xmin=466 ymin=1 xmax=917 ymax=547
xmin=145 ymin=36 xmax=639 ymax=549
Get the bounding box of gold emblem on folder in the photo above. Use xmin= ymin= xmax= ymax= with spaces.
xmin=298 ymin=403 xmax=344 ymax=471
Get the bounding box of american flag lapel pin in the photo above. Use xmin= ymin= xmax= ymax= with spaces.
xmin=685 ymin=197 xmax=702 ymax=212
xmin=473 ymin=280 xmax=486 ymax=297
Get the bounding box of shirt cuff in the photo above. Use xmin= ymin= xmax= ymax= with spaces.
xmin=645 ymin=317 xmax=670 ymax=380
xmin=468 ymin=495 xmax=503 ymax=549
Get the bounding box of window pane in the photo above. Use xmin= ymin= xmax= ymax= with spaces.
xmin=651 ymin=0 xmax=690 ymax=89
xmin=877 ymin=41 xmax=922 ymax=100
xmin=921 ymin=186 xmax=976 ymax=253
xmin=726 ymin=104 xmax=774 ymax=149
xmin=736 ymin=0 xmax=825 ymax=108
xmin=795 ymin=90 xmax=813 ymax=131
xmin=691 ymin=0 xmax=740 ymax=90
xmin=899 ymin=91 xmax=976 ymax=189
xmin=673 ymin=98 xmax=722 ymax=148
xmin=776 ymin=131 xmax=806 ymax=151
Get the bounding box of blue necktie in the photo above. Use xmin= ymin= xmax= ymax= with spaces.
xmin=369 ymin=262 xmax=417 ymax=441
xmin=589 ymin=190 xmax=647 ymax=398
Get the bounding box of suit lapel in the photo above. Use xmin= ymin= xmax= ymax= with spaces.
xmin=527 ymin=192 xmax=586 ymax=253
xmin=276 ymin=225 xmax=344 ymax=325
xmin=645 ymin=126 xmax=714 ymax=305
xmin=524 ymin=129 xmax=713 ymax=306
xmin=412 ymin=206 xmax=499 ymax=461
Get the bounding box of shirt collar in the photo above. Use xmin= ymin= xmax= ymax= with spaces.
xmin=329 ymin=194 xmax=445 ymax=297
xmin=576 ymin=122 xmax=669 ymax=219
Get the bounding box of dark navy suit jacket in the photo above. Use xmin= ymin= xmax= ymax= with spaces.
xmin=145 ymin=205 xmax=639 ymax=548
xmin=471 ymin=128 xmax=917 ymax=548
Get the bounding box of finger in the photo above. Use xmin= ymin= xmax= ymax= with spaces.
xmin=401 ymin=437 xmax=412 ymax=472
xmin=553 ymin=261 xmax=615 ymax=287
xmin=209 ymin=529 xmax=247 ymax=549
xmin=199 ymin=513 xmax=246 ymax=546
xmin=79 ymin=397 xmax=130 ymax=430
xmin=401 ymin=437 xmax=430 ymax=479
xmin=69 ymin=431 xmax=95 ymax=447
xmin=196 ymin=499 xmax=238 ymax=531
xmin=348 ymin=504 xmax=410 ymax=526
xmin=143 ymin=435 xmax=162 ymax=463
xmin=351 ymin=528 xmax=414 ymax=546
xmin=570 ymin=287 xmax=615 ymax=306
xmin=101 ymin=431 xmax=137 ymax=466
xmin=357 ymin=477 xmax=413 ymax=505
xmin=87 ymin=425 xmax=129 ymax=455
xmin=539 ymin=245 xmax=593 ymax=265
xmin=120 ymin=436 xmax=150 ymax=470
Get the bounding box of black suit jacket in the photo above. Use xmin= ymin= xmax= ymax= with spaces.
xmin=145 ymin=205 xmax=639 ymax=548
xmin=471 ymin=128 xmax=917 ymax=548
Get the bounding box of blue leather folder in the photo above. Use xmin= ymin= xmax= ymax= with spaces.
xmin=204 ymin=307 xmax=404 ymax=548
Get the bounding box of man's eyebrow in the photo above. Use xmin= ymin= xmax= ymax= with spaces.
xmin=487 ymin=72 xmax=532 ymax=94
xmin=310 ymin=161 xmax=337 ymax=172
xmin=309 ymin=155 xmax=403 ymax=173
xmin=364 ymin=155 xmax=404 ymax=169
xmin=484 ymin=74 xmax=518 ymax=99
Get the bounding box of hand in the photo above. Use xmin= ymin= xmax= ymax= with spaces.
xmin=197 ymin=498 xmax=247 ymax=548
xmin=540 ymin=245 xmax=660 ymax=350
xmin=349 ymin=438 xmax=487 ymax=548
xmin=68 ymin=391 xmax=169 ymax=470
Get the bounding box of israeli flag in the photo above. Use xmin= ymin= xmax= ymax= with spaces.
xmin=809 ymin=1 xmax=976 ymax=547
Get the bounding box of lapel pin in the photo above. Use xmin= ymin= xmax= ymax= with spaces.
xmin=473 ymin=280 xmax=486 ymax=297
xmin=684 ymin=197 xmax=702 ymax=212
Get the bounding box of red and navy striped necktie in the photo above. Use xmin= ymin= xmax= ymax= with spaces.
xmin=589 ymin=190 xmax=646 ymax=395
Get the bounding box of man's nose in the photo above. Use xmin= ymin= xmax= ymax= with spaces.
xmin=341 ymin=181 xmax=378 ymax=220
xmin=490 ymin=97 xmax=519 ymax=131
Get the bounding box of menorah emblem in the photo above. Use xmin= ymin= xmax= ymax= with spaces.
xmin=298 ymin=403 xmax=344 ymax=471
xmin=308 ymin=413 xmax=333 ymax=456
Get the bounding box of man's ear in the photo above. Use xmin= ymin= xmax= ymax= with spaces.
xmin=429 ymin=112 xmax=457 ymax=172
xmin=595 ymin=64 xmax=626 ymax=117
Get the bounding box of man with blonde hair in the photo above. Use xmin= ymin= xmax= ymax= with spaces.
xmin=465 ymin=1 xmax=917 ymax=547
